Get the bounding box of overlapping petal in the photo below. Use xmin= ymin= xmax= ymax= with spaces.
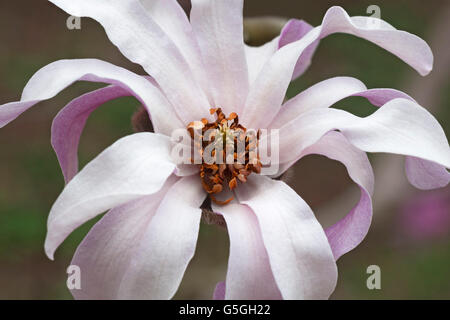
xmin=139 ymin=0 xmax=211 ymax=100
xmin=45 ymin=132 xmax=176 ymax=259
xmin=278 ymin=19 xmax=319 ymax=79
xmin=236 ymin=175 xmax=337 ymax=299
xmin=70 ymin=175 xmax=179 ymax=299
xmin=293 ymin=132 xmax=374 ymax=260
xmin=270 ymin=76 xmax=414 ymax=128
xmin=117 ymin=175 xmax=205 ymax=299
xmin=52 ymin=85 xmax=131 ymax=183
xmin=49 ymin=0 xmax=210 ymax=121
xmin=241 ymin=6 xmax=433 ymax=129
xmin=211 ymin=203 xmax=282 ymax=299
xmin=0 ymin=59 xmax=183 ymax=133
xmin=276 ymin=98 xmax=450 ymax=167
xmin=190 ymin=0 xmax=249 ymax=114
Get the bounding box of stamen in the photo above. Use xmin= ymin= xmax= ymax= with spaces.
xmin=187 ymin=108 xmax=262 ymax=206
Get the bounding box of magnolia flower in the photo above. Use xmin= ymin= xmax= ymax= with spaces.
xmin=1 ymin=0 xmax=449 ymax=300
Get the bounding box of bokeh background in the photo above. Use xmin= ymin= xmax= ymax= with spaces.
xmin=0 ymin=0 xmax=449 ymax=299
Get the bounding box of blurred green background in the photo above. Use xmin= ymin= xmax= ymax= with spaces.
xmin=0 ymin=0 xmax=449 ymax=299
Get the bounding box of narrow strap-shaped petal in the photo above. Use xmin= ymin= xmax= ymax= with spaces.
xmin=236 ymin=175 xmax=337 ymax=299
xmin=278 ymin=19 xmax=319 ymax=79
xmin=294 ymin=132 xmax=374 ymax=260
xmin=272 ymin=78 xmax=448 ymax=190
xmin=117 ymin=175 xmax=205 ymax=299
xmin=70 ymin=175 xmax=179 ymax=300
xmin=49 ymin=0 xmax=210 ymax=121
xmin=44 ymin=133 xmax=176 ymax=260
xmin=212 ymin=203 xmax=282 ymax=300
xmin=271 ymin=77 xmax=415 ymax=128
xmin=0 ymin=59 xmax=183 ymax=133
xmin=241 ymin=6 xmax=433 ymax=129
xmin=270 ymin=77 xmax=367 ymax=128
xmin=139 ymin=0 xmax=211 ymax=101
xmin=274 ymin=98 xmax=450 ymax=188
xmin=190 ymin=0 xmax=249 ymax=115
xmin=52 ymin=86 xmax=131 ymax=183
xmin=245 ymin=38 xmax=279 ymax=87
xmin=213 ymin=281 xmax=226 ymax=300
xmin=405 ymin=157 xmax=450 ymax=190
xmin=244 ymin=19 xmax=317 ymax=86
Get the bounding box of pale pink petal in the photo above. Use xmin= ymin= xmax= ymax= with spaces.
xmin=242 ymin=6 xmax=433 ymax=129
xmin=139 ymin=0 xmax=211 ymax=100
xmin=190 ymin=0 xmax=249 ymax=115
xmin=271 ymin=77 xmax=415 ymax=128
xmin=70 ymin=175 xmax=179 ymax=300
xmin=117 ymin=176 xmax=205 ymax=299
xmin=213 ymin=281 xmax=226 ymax=300
xmin=405 ymin=157 xmax=450 ymax=190
xmin=278 ymin=19 xmax=319 ymax=79
xmin=51 ymin=86 xmax=130 ymax=183
xmin=272 ymin=79 xmax=446 ymax=191
xmin=44 ymin=133 xmax=176 ymax=260
xmin=276 ymin=99 xmax=450 ymax=171
xmin=237 ymin=175 xmax=337 ymax=299
xmin=245 ymin=19 xmax=317 ymax=86
xmin=212 ymin=203 xmax=282 ymax=300
xmin=271 ymin=77 xmax=368 ymax=128
xmin=0 ymin=59 xmax=183 ymax=133
xmin=298 ymin=132 xmax=374 ymax=260
xmin=245 ymin=38 xmax=279 ymax=86
xmin=49 ymin=0 xmax=210 ymax=121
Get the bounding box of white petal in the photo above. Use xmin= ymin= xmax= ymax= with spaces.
xmin=245 ymin=38 xmax=279 ymax=86
xmin=290 ymin=132 xmax=374 ymax=260
xmin=405 ymin=157 xmax=450 ymax=190
xmin=190 ymin=0 xmax=249 ymax=115
xmin=44 ymin=133 xmax=176 ymax=259
xmin=49 ymin=0 xmax=210 ymax=121
xmin=276 ymin=98 xmax=450 ymax=170
xmin=212 ymin=203 xmax=282 ymax=300
xmin=70 ymin=175 xmax=179 ymax=300
xmin=117 ymin=175 xmax=205 ymax=299
xmin=270 ymin=77 xmax=368 ymax=128
xmin=0 ymin=59 xmax=183 ymax=134
xmin=237 ymin=175 xmax=337 ymax=299
xmin=241 ymin=6 xmax=433 ymax=129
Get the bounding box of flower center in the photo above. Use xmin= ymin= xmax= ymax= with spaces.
xmin=187 ymin=108 xmax=262 ymax=205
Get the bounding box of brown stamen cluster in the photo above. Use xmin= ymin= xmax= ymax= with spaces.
xmin=187 ymin=108 xmax=262 ymax=205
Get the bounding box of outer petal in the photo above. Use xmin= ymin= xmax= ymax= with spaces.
xmin=245 ymin=38 xmax=279 ymax=87
xmin=139 ymin=0 xmax=211 ymax=100
xmin=212 ymin=203 xmax=282 ymax=300
xmin=0 ymin=59 xmax=183 ymax=133
xmin=241 ymin=6 xmax=433 ymax=129
xmin=294 ymin=132 xmax=374 ymax=260
xmin=44 ymin=133 xmax=176 ymax=259
xmin=117 ymin=175 xmax=205 ymax=299
xmin=49 ymin=0 xmax=210 ymax=121
xmin=52 ymin=86 xmax=130 ymax=183
xmin=190 ymin=0 xmax=249 ymax=115
xmin=276 ymin=98 xmax=450 ymax=170
xmin=272 ymin=79 xmax=448 ymax=191
xmin=237 ymin=175 xmax=338 ymax=299
xmin=213 ymin=281 xmax=226 ymax=300
xmin=405 ymin=157 xmax=450 ymax=190
xmin=70 ymin=175 xmax=179 ymax=300
xmin=244 ymin=19 xmax=317 ymax=86
xmin=278 ymin=19 xmax=319 ymax=79
xmin=271 ymin=77 xmax=415 ymax=129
